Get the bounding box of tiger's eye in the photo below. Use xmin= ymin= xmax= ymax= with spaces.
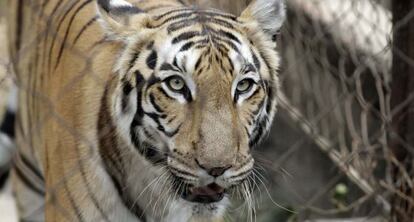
xmin=168 ymin=76 xmax=185 ymax=91
xmin=236 ymin=79 xmax=253 ymax=93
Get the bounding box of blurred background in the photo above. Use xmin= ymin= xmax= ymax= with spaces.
xmin=0 ymin=0 xmax=413 ymax=221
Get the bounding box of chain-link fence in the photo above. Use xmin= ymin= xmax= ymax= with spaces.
xmin=0 ymin=0 xmax=413 ymax=221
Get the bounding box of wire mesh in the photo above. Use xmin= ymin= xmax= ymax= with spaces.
xmin=0 ymin=0 xmax=413 ymax=221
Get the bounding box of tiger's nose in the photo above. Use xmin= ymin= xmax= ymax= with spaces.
xmin=208 ymin=166 xmax=231 ymax=177
xmin=196 ymin=159 xmax=232 ymax=177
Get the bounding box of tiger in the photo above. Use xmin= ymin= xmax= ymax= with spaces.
xmin=0 ymin=17 xmax=15 ymax=190
xmin=5 ymin=0 xmax=285 ymax=221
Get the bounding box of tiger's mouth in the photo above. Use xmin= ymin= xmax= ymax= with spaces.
xmin=181 ymin=183 xmax=225 ymax=204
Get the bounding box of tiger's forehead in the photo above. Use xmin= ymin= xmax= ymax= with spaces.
xmin=123 ymin=8 xmax=272 ymax=83
xmin=148 ymin=27 xmax=256 ymax=78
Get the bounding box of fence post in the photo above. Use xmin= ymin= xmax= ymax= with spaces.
xmin=391 ymin=0 xmax=414 ymax=221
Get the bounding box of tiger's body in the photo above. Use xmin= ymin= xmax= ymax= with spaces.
xmin=5 ymin=0 xmax=285 ymax=221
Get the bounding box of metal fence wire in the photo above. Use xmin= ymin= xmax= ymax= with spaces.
xmin=0 ymin=0 xmax=413 ymax=221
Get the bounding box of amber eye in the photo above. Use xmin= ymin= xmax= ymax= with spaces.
xmin=236 ymin=79 xmax=254 ymax=93
xmin=167 ymin=76 xmax=185 ymax=91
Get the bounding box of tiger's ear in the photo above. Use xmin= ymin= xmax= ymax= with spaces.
xmin=96 ymin=0 xmax=152 ymax=40
xmin=239 ymin=0 xmax=286 ymax=39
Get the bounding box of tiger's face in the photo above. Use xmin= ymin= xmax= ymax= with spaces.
xmin=97 ymin=0 xmax=285 ymax=220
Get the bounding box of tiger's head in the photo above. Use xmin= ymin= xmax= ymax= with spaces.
xmin=96 ymin=0 xmax=285 ymax=220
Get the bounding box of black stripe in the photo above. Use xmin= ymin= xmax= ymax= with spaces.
xmin=145 ymin=112 xmax=179 ymax=137
xmin=172 ymin=57 xmax=179 ymax=70
xmin=15 ymin=0 xmax=24 ymax=52
xmin=109 ymin=6 xmax=142 ymax=15
xmin=266 ymin=86 xmax=273 ymax=114
xmin=217 ymin=29 xmax=241 ymax=44
xmin=107 ymin=168 xmax=147 ymax=221
xmin=128 ymin=52 xmax=140 ymax=71
xmin=122 ymin=80 xmax=133 ymax=112
xmin=166 ymin=116 xmax=176 ymax=124
xmin=252 ymin=98 xmax=265 ymax=117
xmin=212 ymin=37 xmax=239 ymax=53
xmin=41 ymin=0 xmax=51 ymax=8
xmin=159 ymin=63 xmax=179 ymax=72
xmin=194 ymin=56 xmax=203 ymax=71
xmin=201 ymin=10 xmax=239 ymax=21
xmin=229 ymin=169 xmax=252 ymax=180
xmin=134 ymin=71 xmax=146 ymax=122
xmin=146 ymin=75 xmax=161 ymax=88
xmin=97 ymin=0 xmax=113 ymax=12
xmin=64 ymin=179 xmax=86 ymax=222
xmin=172 ymin=31 xmax=201 ymax=44
xmin=40 ymin=1 xmax=62 ymax=77
xmin=244 ymin=126 xmax=251 ymax=138
xmin=227 ymin=56 xmax=234 ymax=74
xmin=175 ymin=0 xmax=186 ymax=5
xmin=156 ymin=11 xmax=195 ymax=26
xmin=167 ymin=19 xmax=199 ymax=33
xmin=146 ymin=41 xmax=154 ymax=49
xmin=74 ymin=16 xmax=98 ymax=44
xmin=252 ymin=50 xmax=261 ymax=70
xmin=98 ymin=85 xmax=147 ymax=221
xmin=163 ymin=125 xmax=180 ymax=138
xmin=97 ymin=91 xmax=124 ymax=174
xmin=145 ymin=112 xmax=162 ymax=125
xmin=258 ymin=50 xmax=274 ymax=81
xmin=127 ymin=42 xmax=147 ymax=73
xmin=211 ymin=17 xmax=236 ymax=29
xmin=142 ymin=127 xmax=154 ymax=140
xmin=47 ymin=0 xmax=80 ymax=73
xmin=154 ymin=8 xmax=192 ymax=21
xmin=158 ymin=86 xmax=174 ymax=100
xmin=13 ymin=164 xmax=45 ymax=196
xmin=146 ymin=50 xmax=158 ymax=70
xmin=78 ymin=156 xmax=111 ymax=221
xmin=55 ymin=0 xmax=93 ymax=70
xmin=149 ymin=94 xmax=164 ymax=113
xmin=0 ymin=169 xmax=9 ymax=190
xmin=56 ymin=137 xmax=85 ymax=222
xmin=56 ymin=86 xmax=112 ymax=222
xmin=170 ymin=168 xmax=196 ymax=178
xmin=129 ymin=121 xmax=140 ymax=147
xmin=0 ymin=110 xmax=15 ymax=138
xmin=140 ymin=142 xmax=167 ymax=165
xmin=158 ymin=8 xmax=238 ymax=25
xmin=182 ymin=87 xmax=192 ymax=102
xmin=244 ymin=64 xmax=256 ymax=74
xmin=18 ymin=153 xmax=44 ymax=181
xmin=179 ymin=41 xmax=194 ymax=52
xmin=249 ymin=126 xmax=263 ymax=147
xmin=60 ymin=156 xmax=85 ymax=222
xmin=166 ymin=16 xmax=236 ymax=34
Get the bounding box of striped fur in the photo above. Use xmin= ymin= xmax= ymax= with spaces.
xmin=6 ymin=0 xmax=285 ymax=221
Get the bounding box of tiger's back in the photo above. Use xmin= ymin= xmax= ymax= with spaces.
xmin=7 ymin=0 xmax=285 ymax=221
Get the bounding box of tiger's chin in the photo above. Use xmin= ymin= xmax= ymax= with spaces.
xmin=165 ymin=197 xmax=230 ymax=222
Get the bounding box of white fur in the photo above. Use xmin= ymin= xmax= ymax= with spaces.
xmin=110 ymin=0 xmax=133 ymax=8
xmin=157 ymin=38 xmax=200 ymax=104
xmin=0 ymin=133 xmax=13 ymax=167
xmin=7 ymin=86 xmax=18 ymax=112
xmin=249 ymin=0 xmax=286 ymax=33
xmin=165 ymin=198 xmax=230 ymax=222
